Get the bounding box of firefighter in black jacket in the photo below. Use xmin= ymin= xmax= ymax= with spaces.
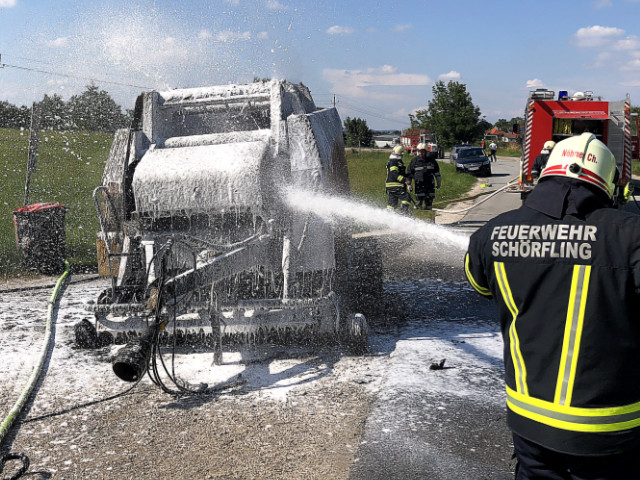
xmin=407 ymin=143 xmax=441 ymax=210
xmin=465 ymin=133 xmax=640 ymax=479
xmin=385 ymin=145 xmax=412 ymax=213
xmin=531 ymin=140 xmax=556 ymax=180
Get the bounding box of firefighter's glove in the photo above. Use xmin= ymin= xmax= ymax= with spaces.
xmin=407 ymin=184 xmax=413 ymax=192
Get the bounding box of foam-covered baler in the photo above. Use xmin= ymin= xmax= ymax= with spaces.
xmin=81 ymin=80 xmax=380 ymax=360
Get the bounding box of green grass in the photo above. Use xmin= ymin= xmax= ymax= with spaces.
xmin=347 ymin=150 xmax=477 ymax=221
xmin=0 ymin=128 xmax=112 ymax=278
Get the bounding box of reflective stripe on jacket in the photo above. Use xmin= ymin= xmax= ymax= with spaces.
xmin=386 ymin=154 xmax=407 ymax=189
xmin=464 ymin=182 xmax=640 ymax=455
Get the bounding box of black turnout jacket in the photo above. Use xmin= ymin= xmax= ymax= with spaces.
xmin=465 ymin=177 xmax=640 ymax=455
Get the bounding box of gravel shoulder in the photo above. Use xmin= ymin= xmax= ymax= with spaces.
xmin=0 ymin=277 xmax=389 ymax=480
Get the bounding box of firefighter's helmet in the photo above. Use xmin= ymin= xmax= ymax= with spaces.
xmin=539 ymin=132 xmax=618 ymax=198
xmin=392 ymin=145 xmax=404 ymax=155
xmin=416 ymin=143 xmax=427 ymax=151
xmin=543 ymin=140 xmax=556 ymax=151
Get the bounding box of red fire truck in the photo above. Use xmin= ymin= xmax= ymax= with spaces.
xmin=516 ymin=89 xmax=633 ymax=199
xmin=399 ymin=128 xmax=444 ymax=158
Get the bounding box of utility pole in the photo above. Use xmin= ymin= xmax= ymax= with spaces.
xmin=24 ymin=103 xmax=41 ymax=206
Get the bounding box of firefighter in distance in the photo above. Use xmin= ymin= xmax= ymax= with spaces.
xmin=407 ymin=143 xmax=441 ymax=210
xmin=531 ymin=140 xmax=556 ymax=180
xmin=385 ymin=145 xmax=412 ymax=213
xmin=465 ymin=132 xmax=640 ymax=479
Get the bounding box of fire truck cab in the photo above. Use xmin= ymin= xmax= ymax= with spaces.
xmin=518 ymin=88 xmax=632 ymax=200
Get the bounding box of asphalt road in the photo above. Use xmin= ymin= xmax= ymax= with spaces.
xmin=351 ymin=156 xmax=523 ymax=480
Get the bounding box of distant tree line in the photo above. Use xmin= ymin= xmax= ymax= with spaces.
xmin=0 ymin=84 xmax=131 ymax=132
xmin=343 ymin=116 xmax=373 ymax=148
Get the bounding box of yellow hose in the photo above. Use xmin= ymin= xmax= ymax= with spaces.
xmin=0 ymin=261 xmax=70 ymax=446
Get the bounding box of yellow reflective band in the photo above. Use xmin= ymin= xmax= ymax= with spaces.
xmin=386 ymin=182 xmax=404 ymax=188
xmin=507 ymin=386 xmax=640 ymax=433
xmin=389 ymin=166 xmax=399 ymax=171
xmin=495 ymin=262 xmax=528 ymax=395
xmin=464 ymin=254 xmax=491 ymax=296
xmin=387 ymin=205 xmax=395 ymax=210
xmin=554 ymin=265 xmax=591 ymax=406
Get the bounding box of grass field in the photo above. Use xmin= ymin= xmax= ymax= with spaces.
xmin=346 ymin=149 xmax=477 ymax=221
xmin=0 ymin=130 xmax=478 ymax=278
xmin=0 ymin=128 xmax=112 ymax=277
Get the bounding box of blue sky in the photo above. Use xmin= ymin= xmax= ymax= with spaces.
xmin=1 ymin=0 xmax=640 ymax=130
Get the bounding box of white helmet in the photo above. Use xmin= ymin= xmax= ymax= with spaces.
xmin=539 ymin=132 xmax=618 ymax=198
xmin=416 ymin=143 xmax=427 ymax=151
xmin=543 ymin=140 xmax=556 ymax=151
xmin=392 ymin=145 xmax=404 ymax=155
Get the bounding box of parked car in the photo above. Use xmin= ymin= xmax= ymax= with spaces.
xmin=453 ymin=147 xmax=492 ymax=176
xmin=449 ymin=144 xmax=468 ymax=163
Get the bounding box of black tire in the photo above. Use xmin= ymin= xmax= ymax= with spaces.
xmin=75 ymin=319 xmax=98 ymax=349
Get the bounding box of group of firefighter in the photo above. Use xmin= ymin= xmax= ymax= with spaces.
xmin=385 ymin=143 xmax=441 ymax=213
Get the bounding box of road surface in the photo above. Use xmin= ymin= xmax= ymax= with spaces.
xmin=351 ymin=156 xmax=522 ymax=480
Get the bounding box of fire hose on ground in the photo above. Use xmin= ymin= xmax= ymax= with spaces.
xmin=0 ymin=261 xmax=70 ymax=479
xmin=432 ymin=176 xmax=520 ymax=215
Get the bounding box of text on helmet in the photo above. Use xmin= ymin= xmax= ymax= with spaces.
xmin=562 ymin=149 xmax=584 ymax=160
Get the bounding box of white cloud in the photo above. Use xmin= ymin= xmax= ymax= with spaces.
xmin=214 ymin=30 xmax=251 ymax=42
xmin=614 ymin=35 xmax=640 ymax=50
xmin=573 ymin=25 xmax=625 ymax=47
xmin=323 ymin=65 xmax=430 ymax=100
xmin=592 ymin=0 xmax=613 ymax=8
xmin=257 ymin=31 xmax=269 ymax=40
xmin=326 ymin=25 xmax=355 ymax=35
xmin=0 ymin=0 xmax=16 ymax=7
xmin=438 ymin=70 xmax=461 ymax=81
xmin=47 ymin=37 xmax=69 ymax=48
xmin=594 ymin=51 xmax=613 ymax=67
xmin=266 ymin=0 xmax=288 ymax=9
xmin=621 ymin=59 xmax=640 ymax=71
xmin=393 ymin=24 xmax=412 ymax=32
xmin=526 ymin=78 xmax=544 ymax=88
xmin=197 ymin=29 xmax=252 ymax=43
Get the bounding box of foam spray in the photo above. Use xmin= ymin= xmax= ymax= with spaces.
xmin=284 ymin=189 xmax=470 ymax=252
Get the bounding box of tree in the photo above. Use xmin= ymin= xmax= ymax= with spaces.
xmin=37 ymin=94 xmax=71 ymax=130
xmin=494 ymin=118 xmax=511 ymax=132
xmin=0 ymin=100 xmax=30 ymax=129
xmin=67 ymin=84 xmax=128 ymax=132
xmin=409 ymin=80 xmax=484 ymax=148
xmin=343 ymin=117 xmax=373 ymax=148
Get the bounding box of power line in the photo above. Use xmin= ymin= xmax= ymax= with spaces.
xmin=314 ymin=92 xmax=411 ymax=127
xmin=0 ymin=56 xmax=155 ymax=90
